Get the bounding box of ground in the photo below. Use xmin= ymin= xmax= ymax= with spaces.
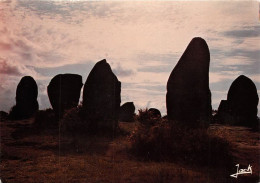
xmin=0 ymin=119 xmax=259 ymax=183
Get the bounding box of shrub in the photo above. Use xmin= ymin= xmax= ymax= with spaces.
xmin=129 ymin=110 xmax=232 ymax=167
xmin=9 ymin=104 xmax=38 ymax=120
xmin=60 ymin=105 xmax=119 ymax=137
xmin=60 ymin=107 xmax=88 ymax=136
xmin=34 ymin=108 xmax=56 ymax=128
xmin=0 ymin=111 xmax=8 ymax=121
xmin=137 ymin=108 xmax=161 ymax=126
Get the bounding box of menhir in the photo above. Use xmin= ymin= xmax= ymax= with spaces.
xmin=9 ymin=76 xmax=39 ymax=119
xmin=83 ymin=59 xmax=121 ymax=130
xmin=216 ymin=75 xmax=259 ymax=127
xmin=47 ymin=74 xmax=83 ymax=120
xmin=166 ymin=37 xmax=212 ymax=127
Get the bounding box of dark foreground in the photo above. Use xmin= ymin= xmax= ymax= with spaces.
xmin=0 ymin=119 xmax=259 ymax=183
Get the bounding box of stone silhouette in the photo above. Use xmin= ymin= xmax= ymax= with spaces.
xmin=9 ymin=76 xmax=39 ymax=119
xmin=216 ymin=75 xmax=259 ymax=127
xmin=47 ymin=74 xmax=83 ymax=119
xmin=148 ymin=108 xmax=161 ymax=118
xmin=119 ymin=102 xmax=135 ymax=122
xmin=166 ymin=37 xmax=212 ymax=126
xmin=83 ymin=59 xmax=121 ymax=130
xmin=215 ymin=100 xmax=231 ymax=123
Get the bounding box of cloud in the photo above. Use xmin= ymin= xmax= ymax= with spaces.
xmin=225 ymin=49 xmax=260 ymax=63
xmin=16 ymin=1 xmax=121 ymax=24
xmin=0 ymin=88 xmax=16 ymax=112
xmin=137 ymin=53 xmax=179 ymax=63
xmin=112 ymin=63 xmax=135 ymax=77
xmin=210 ymin=48 xmax=260 ymax=76
xmin=209 ymin=71 xmax=243 ymax=84
xmin=247 ymin=74 xmax=260 ymax=84
xmin=223 ymin=26 xmax=260 ymax=38
xmin=0 ymin=42 xmax=12 ymax=51
xmin=31 ymin=61 xmax=95 ymax=80
xmin=134 ymin=52 xmax=181 ymax=73
xmin=0 ymin=78 xmax=18 ymax=112
xmin=134 ymin=83 xmax=165 ymax=93
xmin=0 ymin=59 xmax=21 ymax=76
xmin=138 ymin=65 xmax=172 ymax=73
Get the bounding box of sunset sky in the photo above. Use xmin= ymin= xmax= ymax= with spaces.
xmin=0 ymin=0 xmax=259 ymax=115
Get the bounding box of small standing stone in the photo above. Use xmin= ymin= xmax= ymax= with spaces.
xmin=119 ymin=102 xmax=135 ymax=122
xmin=47 ymin=74 xmax=83 ymax=119
xmin=9 ymin=76 xmax=39 ymax=119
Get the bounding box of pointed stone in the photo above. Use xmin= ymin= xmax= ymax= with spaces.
xmin=166 ymin=37 xmax=212 ymax=126
xmin=215 ymin=100 xmax=231 ymax=124
xmin=83 ymin=59 xmax=121 ymax=129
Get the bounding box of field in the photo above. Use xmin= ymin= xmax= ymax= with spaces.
xmin=0 ymin=118 xmax=259 ymax=183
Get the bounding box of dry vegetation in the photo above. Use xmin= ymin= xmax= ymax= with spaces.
xmin=130 ymin=111 xmax=232 ymax=166
xmin=0 ymin=109 xmax=259 ymax=183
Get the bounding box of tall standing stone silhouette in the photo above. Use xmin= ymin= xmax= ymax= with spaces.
xmin=119 ymin=102 xmax=135 ymax=122
xmin=47 ymin=74 xmax=83 ymax=119
xmin=9 ymin=76 xmax=39 ymax=119
xmin=216 ymin=75 xmax=259 ymax=127
xmin=83 ymin=59 xmax=121 ymax=129
xmin=166 ymin=37 xmax=212 ymax=126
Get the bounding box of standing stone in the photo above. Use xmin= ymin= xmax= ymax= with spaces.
xmin=219 ymin=75 xmax=259 ymax=127
xmin=47 ymin=74 xmax=83 ymax=119
xmin=9 ymin=76 xmax=39 ymax=119
xmin=119 ymin=102 xmax=135 ymax=122
xmin=83 ymin=59 xmax=121 ymax=130
xmin=215 ymin=100 xmax=232 ymax=124
xmin=166 ymin=37 xmax=212 ymax=126
xmin=148 ymin=108 xmax=161 ymax=118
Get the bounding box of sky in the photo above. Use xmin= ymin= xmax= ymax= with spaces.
xmin=0 ymin=0 xmax=259 ymax=115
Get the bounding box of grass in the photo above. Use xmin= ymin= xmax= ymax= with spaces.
xmin=0 ymin=108 xmax=259 ymax=183
xmin=136 ymin=108 xmax=161 ymax=126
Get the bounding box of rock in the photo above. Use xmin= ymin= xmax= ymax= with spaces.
xmin=217 ymin=100 xmax=228 ymax=114
xmin=119 ymin=102 xmax=135 ymax=122
xmin=217 ymin=75 xmax=259 ymax=127
xmin=214 ymin=100 xmax=232 ymax=124
xmin=148 ymin=108 xmax=161 ymax=118
xmin=166 ymin=37 xmax=212 ymax=126
xmin=0 ymin=111 xmax=8 ymax=121
xmin=83 ymin=59 xmax=121 ymax=130
xmin=47 ymin=74 xmax=83 ymax=120
xmin=9 ymin=76 xmax=39 ymax=119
